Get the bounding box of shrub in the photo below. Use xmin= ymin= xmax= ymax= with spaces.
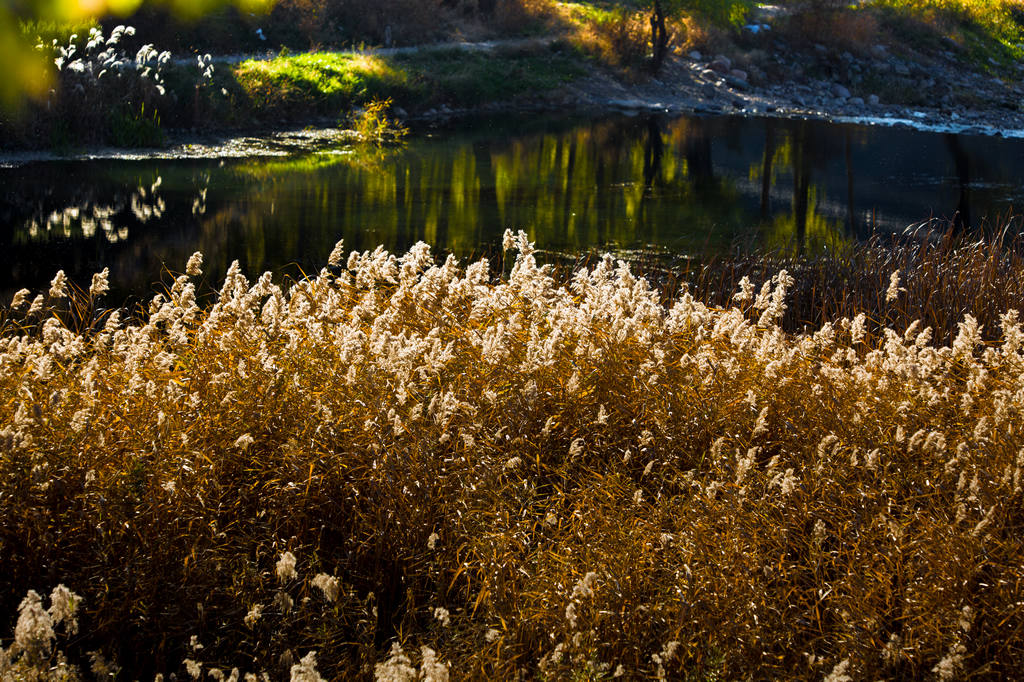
xmin=351 ymin=97 xmax=408 ymax=143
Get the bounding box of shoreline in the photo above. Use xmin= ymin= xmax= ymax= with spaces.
xmin=6 ymin=52 xmax=1024 ymax=167
xmin=3 ymin=88 xmax=1022 ymax=168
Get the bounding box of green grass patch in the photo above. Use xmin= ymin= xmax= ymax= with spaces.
xmin=232 ymin=44 xmax=587 ymax=118
xmin=234 ymin=52 xmax=413 ymax=113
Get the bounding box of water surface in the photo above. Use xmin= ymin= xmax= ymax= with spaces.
xmin=3 ymin=113 xmax=1024 ymax=301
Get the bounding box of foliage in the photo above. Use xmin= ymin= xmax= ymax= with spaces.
xmin=779 ymin=0 xmax=1024 ymax=64
xmin=2 ymin=25 xmax=223 ymax=148
xmin=2 ymin=233 xmax=1024 ymax=678
xmin=351 ymin=98 xmax=408 ymax=144
xmin=868 ymin=0 xmax=1024 ymax=61
xmin=37 ymin=26 xmax=172 ymax=143
xmin=0 ymin=0 xmax=270 ymax=109
xmin=559 ymin=0 xmax=751 ymax=72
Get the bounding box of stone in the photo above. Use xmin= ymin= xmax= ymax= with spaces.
xmin=608 ymin=98 xmax=647 ymax=110
xmin=729 ymin=69 xmax=748 ymax=81
xmin=832 ymin=84 xmax=851 ymax=99
xmin=893 ymin=63 xmax=911 ymax=76
xmin=725 ymin=75 xmax=750 ymax=91
xmin=709 ymin=60 xmax=730 ymax=75
xmin=702 ymin=83 xmax=717 ymax=99
xmin=848 ymin=96 xmax=864 ymax=106
xmin=814 ymin=43 xmax=827 ymax=54
xmin=711 ymin=54 xmax=732 ymax=72
xmin=867 ymin=94 xmax=880 ymax=106
xmin=689 ymin=50 xmax=703 ymax=61
xmin=871 ymin=44 xmax=887 ymax=56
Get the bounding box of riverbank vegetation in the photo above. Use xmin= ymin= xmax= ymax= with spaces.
xmin=2 ymin=231 xmax=1024 ymax=679
xmin=4 ymin=0 xmax=1024 ymax=149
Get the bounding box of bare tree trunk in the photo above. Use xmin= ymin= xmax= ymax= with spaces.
xmin=649 ymin=0 xmax=668 ymax=73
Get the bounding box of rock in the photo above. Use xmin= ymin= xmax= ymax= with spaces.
xmin=701 ymin=68 xmax=717 ymax=79
xmin=689 ymin=50 xmax=703 ymax=61
xmin=730 ymin=69 xmax=748 ymax=81
xmin=702 ymin=83 xmax=717 ymax=99
xmin=871 ymin=44 xmax=887 ymax=57
xmin=848 ymin=96 xmax=864 ymax=106
xmin=710 ymin=55 xmax=731 ymax=72
xmin=726 ymin=75 xmax=750 ymax=91
xmin=832 ymin=84 xmax=851 ymax=99
xmin=893 ymin=63 xmax=911 ymax=76
xmin=867 ymin=94 xmax=880 ymax=106
xmin=708 ymin=59 xmax=730 ymax=75
xmin=814 ymin=43 xmax=827 ymax=54
xmin=608 ymin=98 xmax=647 ymax=110
xmin=393 ymin=106 xmax=408 ymax=118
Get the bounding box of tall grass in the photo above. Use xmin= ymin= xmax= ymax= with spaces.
xmin=2 ymin=232 xmax=1024 ymax=679
xmin=622 ymin=220 xmax=1024 ymax=345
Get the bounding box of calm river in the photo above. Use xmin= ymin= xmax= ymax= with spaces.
xmin=3 ymin=112 xmax=1024 ymax=301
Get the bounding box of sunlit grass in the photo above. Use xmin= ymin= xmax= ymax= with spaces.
xmin=868 ymin=0 xmax=1024 ymax=61
xmin=232 ymin=44 xmax=585 ymax=118
xmin=2 ymin=231 xmax=1024 ymax=679
xmin=234 ymin=52 xmax=412 ymax=110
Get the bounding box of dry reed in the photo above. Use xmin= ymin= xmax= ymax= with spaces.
xmin=1 ymin=232 xmax=1023 ymax=679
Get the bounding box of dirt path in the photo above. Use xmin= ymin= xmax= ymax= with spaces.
xmin=185 ymin=36 xmax=559 ymax=66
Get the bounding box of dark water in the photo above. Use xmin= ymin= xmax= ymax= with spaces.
xmin=3 ymin=113 xmax=1024 ymax=302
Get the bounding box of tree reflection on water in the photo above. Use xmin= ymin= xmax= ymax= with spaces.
xmin=2 ymin=112 xmax=1022 ymax=301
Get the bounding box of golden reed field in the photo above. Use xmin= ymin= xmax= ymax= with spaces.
xmin=2 ymin=232 xmax=1023 ymax=680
